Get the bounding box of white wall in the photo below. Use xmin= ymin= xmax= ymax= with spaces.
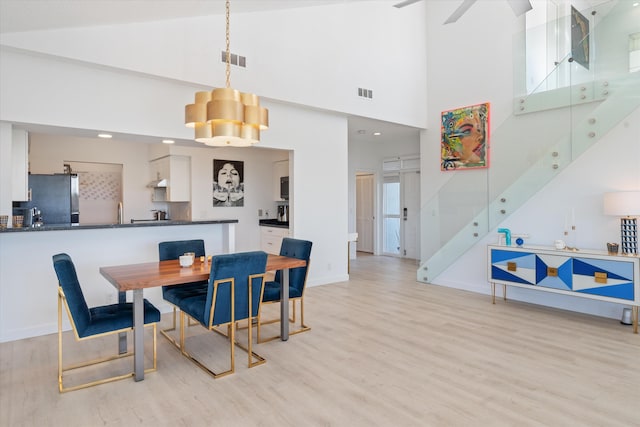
xmin=421 ymin=0 xmax=640 ymax=320
xmin=0 ymin=1 xmax=427 ymax=128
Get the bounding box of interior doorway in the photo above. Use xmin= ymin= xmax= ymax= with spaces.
xmin=356 ymin=173 xmax=375 ymax=254
xmin=381 ymin=156 xmax=420 ymax=260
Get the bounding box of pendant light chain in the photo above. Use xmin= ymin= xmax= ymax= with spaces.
xmin=184 ymin=0 xmax=268 ymax=146
xmin=225 ymin=0 xmax=231 ymax=89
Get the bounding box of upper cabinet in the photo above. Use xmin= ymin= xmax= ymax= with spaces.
xmin=12 ymin=129 xmax=29 ymax=201
xmin=273 ymin=160 xmax=289 ymax=201
xmin=149 ymin=155 xmax=191 ymax=202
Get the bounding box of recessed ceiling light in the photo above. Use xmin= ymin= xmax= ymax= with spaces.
xmin=97 ymin=133 xmax=112 ymax=139
xmin=373 ymin=132 xmax=381 ymax=136
xmin=634 ymin=2 xmax=639 ymax=6
xmin=162 ymin=139 xmax=175 ymax=144
xmin=357 ymin=130 xmax=366 ymax=134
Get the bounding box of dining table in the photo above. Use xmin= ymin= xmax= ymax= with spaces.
xmin=99 ymin=253 xmax=307 ymax=381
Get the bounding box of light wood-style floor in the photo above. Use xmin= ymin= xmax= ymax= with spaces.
xmin=2 ymin=254 xmax=639 ymax=426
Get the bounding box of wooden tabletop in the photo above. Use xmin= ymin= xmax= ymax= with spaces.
xmin=100 ymin=254 xmax=306 ymax=292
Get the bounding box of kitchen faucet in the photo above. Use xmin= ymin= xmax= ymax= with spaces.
xmin=117 ymin=202 xmax=123 ymax=224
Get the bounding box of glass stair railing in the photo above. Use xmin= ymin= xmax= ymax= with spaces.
xmin=417 ymin=1 xmax=640 ymax=283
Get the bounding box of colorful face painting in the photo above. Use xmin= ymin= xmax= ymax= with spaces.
xmin=441 ymin=103 xmax=490 ymax=171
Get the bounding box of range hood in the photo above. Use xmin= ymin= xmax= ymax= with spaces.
xmin=147 ymin=178 xmax=167 ymax=188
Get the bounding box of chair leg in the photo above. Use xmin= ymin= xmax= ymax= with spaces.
xmin=289 ymin=297 xmax=311 ymax=336
xmin=257 ymin=298 xmax=310 ymax=342
xmin=234 ymin=318 xmax=266 ymax=368
xmin=160 ymin=306 xmax=180 ymax=350
xmin=59 ymin=293 xmax=131 ymax=392
xmin=162 ymin=306 xmax=200 ymax=352
xmin=144 ymin=323 xmax=157 ymax=373
xmin=58 ymin=293 xmax=63 ymax=392
xmin=178 ymin=311 xmax=235 ymax=379
xmin=57 ymin=290 xmax=159 ymax=392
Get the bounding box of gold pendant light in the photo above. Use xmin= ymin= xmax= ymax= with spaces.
xmin=185 ymin=0 xmax=268 ymax=146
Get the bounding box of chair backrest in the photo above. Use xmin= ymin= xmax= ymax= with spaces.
xmin=275 ymin=238 xmax=313 ymax=295
xmin=158 ymin=239 xmax=206 ymax=261
xmin=52 ymin=253 xmax=91 ymax=336
xmin=204 ymin=251 xmax=267 ymax=326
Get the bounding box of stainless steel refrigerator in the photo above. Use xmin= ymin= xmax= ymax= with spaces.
xmin=26 ymin=174 xmax=80 ymax=226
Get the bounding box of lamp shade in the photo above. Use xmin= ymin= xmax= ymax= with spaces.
xmin=603 ymin=192 xmax=640 ymax=216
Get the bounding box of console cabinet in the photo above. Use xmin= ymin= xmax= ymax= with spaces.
xmin=488 ymin=245 xmax=639 ymax=333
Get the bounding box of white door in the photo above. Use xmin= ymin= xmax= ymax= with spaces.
xmin=382 ymin=174 xmax=401 ymax=255
xmin=356 ymin=174 xmax=374 ymax=253
xmin=382 ymin=171 xmax=420 ymax=259
xmin=403 ymin=170 xmax=420 ymax=260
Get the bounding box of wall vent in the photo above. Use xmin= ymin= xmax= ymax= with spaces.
xmin=357 ymin=87 xmax=373 ymax=99
xmin=221 ymin=51 xmax=246 ymax=68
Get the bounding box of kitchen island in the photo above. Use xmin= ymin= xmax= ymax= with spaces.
xmin=0 ymin=219 xmax=238 ymax=342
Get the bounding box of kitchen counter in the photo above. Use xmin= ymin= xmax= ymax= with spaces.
xmin=1 ymin=219 xmax=238 ymax=342
xmin=259 ymin=219 xmax=289 ymax=229
xmin=0 ymin=219 xmax=238 ymax=233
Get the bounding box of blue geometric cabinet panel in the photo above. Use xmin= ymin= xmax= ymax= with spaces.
xmin=490 ymin=249 xmax=536 ymax=285
xmin=572 ymin=257 xmax=635 ymax=301
xmin=535 ymin=254 xmax=572 ymax=291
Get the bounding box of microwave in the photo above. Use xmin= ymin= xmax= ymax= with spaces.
xmin=280 ymin=176 xmax=289 ymax=200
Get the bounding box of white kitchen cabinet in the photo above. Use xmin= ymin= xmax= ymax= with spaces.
xmin=260 ymin=226 xmax=290 ymax=254
xmin=273 ymin=160 xmax=289 ymax=201
xmin=11 ymin=129 xmax=28 ymax=201
xmin=149 ymin=155 xmax=191 ymax=202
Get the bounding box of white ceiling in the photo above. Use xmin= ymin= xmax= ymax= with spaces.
xmin=0 ymin=0 xmax=378 ymax=33
xmin=0 ymin=0 xmax=421 ymax=146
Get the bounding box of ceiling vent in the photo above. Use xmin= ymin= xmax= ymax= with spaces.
xmin=358 ymin=87 xmax=373 ymax=99
xmin=220 ymin=51 xmax=246 ymax=68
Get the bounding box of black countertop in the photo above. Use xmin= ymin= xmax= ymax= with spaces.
xmin=0 ymin=219 xmax=238 ymax=233
xmin=259 ymin=219 xmax=289 ymax=228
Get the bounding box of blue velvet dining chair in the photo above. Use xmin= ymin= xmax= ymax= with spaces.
xmin=258 ymin=238 xmax=313 ymax=343
xmin=52 ymin=253 xmax=161 ymax=393
xmin=158 ymin=239 xmax=207 ymax=348
xmin=173 ymin=251 xmax=267 ymax=378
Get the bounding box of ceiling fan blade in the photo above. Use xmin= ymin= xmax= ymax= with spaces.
xmin=443 ymin=0 xmax=477 ymax=24
xmin=506 ymin=0 xmax=533 ymax=16
xmin=393 ymin=0 xmax=422 ymax=8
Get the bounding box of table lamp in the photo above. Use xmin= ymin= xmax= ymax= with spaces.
xmin=603 ymin=191 xmax=640 ymax=255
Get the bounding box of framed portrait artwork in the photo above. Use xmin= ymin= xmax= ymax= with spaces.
xmin=571 ymin=6 xmax=590 ymax=70
xmin=213 ymin=159 xmax=245 ymax=207
xmin=440 ymin=102 xmax=490 ymax=171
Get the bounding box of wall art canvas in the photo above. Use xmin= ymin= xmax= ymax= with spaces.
xmin=213 ymin=159 xmax=244 ymax=207
xmin=571 ymin=6 xmax=590 ymax=70
xmin=441 ymin=102 xmax=490 ymax=171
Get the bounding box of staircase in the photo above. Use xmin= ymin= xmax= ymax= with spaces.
xmin=417 ymin=2 xmax=640 ymax=283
